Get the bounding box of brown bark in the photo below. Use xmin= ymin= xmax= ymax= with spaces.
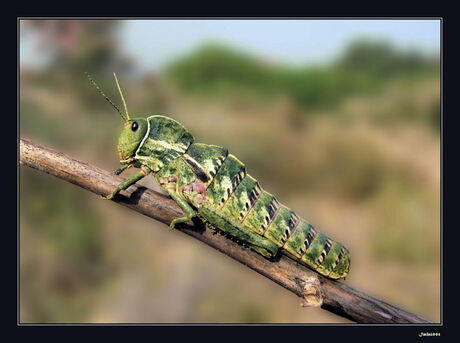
xmin=19 ymin=137 xmax=432 ymax=324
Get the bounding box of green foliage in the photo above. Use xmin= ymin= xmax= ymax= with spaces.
xmin=167 ymin=45 xmax=271 ymax=93
xmin=166 ymin=40 xmax=439 ymax=111
xmin=338 ymin=40 xmax=439 ymax=79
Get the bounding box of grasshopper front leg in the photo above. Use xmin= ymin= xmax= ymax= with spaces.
xmin=102 ymin=165 xmax=150 ymax=200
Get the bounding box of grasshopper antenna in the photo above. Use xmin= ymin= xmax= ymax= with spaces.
xmin=85 ymin=72 xmax=128 ymax=122
xmin=113 ymin=72 xmax=130 ymax=121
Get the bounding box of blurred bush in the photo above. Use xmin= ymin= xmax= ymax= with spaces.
xmin=167 ymin=40 xmax=439 ymax=114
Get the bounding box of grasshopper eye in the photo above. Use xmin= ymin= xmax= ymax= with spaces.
xmin=131 ymin=121 xmax=138 ymax=131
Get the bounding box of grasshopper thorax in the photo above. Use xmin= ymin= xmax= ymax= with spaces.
xmin=131 ymin=115 xmax=195 ymax=172
xmin=85 ymin=73 xmax=194 ymax=170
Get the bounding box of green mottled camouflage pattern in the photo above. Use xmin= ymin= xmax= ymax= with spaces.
xmin=117 ymin=115 xmax=350 ymax=279
xmin=134 ymin=116 xmax=194 ymax=172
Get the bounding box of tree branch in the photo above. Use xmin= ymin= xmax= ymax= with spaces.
xmin=19 ymin=138 xmax=432 ymax=324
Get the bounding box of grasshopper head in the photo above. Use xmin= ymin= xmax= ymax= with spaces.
xmin=117 ymin=118 xmax=148 ymax=161
xmin=86 ymin=73 xmax=193 ymax=168
xmin=85 ymin=73 xmax=148 ymax=163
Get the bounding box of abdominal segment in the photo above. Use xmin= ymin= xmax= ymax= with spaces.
xmin=181 ymin=143 xmax=351 ymax=279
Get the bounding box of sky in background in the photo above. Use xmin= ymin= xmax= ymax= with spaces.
xmin=21 ymin=19 xmax=441 ymax=72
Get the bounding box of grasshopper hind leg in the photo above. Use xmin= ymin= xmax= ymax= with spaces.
xmin=203 ymin=219 xmax=276 ymax=258
xmin=198 ymin=205 xmax=278 ymax=259
xmin=248 ymin=244 xmax=278 ymax=259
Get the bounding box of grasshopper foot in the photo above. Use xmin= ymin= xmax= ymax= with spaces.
xmin=100 ymin=194 xmax=114 ymax=200
xmin=169 ymin=216 xmax=194 ymax=231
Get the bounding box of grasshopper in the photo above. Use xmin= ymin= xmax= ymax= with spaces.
xmin=88 ymin=73 xmax=350 ymax=280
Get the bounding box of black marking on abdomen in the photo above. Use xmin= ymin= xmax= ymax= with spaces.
xmin=324 ymin=239 xmax=333 ymax=255
xmin=221 ymin=169 xmax=246 ymax=208
xmin=241 ymin=182 xmax=262 ymax=222
xmin=329 ymin=247 xmax=345 ymax=273
xmin=298 ymin=226 xmax=318 ymax=260
xmin=231 ymin=169 xmax=246 ymax=193
xmin=248 ymin=182 xmax=262 ymax=207
xmin=280 ymin=212 xmax=300 ymax=247
xmin=288 ymin=212 xmax=300 ymax=232
xmin=209 ymin=155 xmax=227 ymax=178
xmin=261 ymin=198 xmax=280 ymax=233
xmin=315 ymin=239 xmax=333 ymax=269
xmin=268 ymin=198 xmax=280 ymax=219
xmin=219 ymin=162 xmax=247 ymax=208
xmin=207 ymin=154 xmax=246 ymax=208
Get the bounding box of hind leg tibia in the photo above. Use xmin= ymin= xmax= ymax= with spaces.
xmin=198 ymin=205 xmax=278 ymax=258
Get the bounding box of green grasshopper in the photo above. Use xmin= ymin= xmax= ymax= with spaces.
xmin=88 ymin=73 xmax=350 ymax=280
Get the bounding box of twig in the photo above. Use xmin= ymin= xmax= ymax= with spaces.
xmin=19 ymin=138 xmax=432 ymax=324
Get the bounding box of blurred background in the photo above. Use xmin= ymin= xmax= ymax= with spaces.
xmin=19 ymin=19 xmax=441 ymax=323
